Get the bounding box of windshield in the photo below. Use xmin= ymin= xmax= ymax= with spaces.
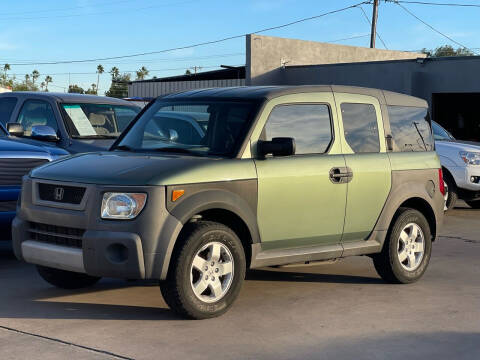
xmin=115 ymin=100 xmax=258 ymax=157
xmin=432 ymin=121 xmax=455 ymax=141
xmin=61 ymin=103 xmax=140 ymax=138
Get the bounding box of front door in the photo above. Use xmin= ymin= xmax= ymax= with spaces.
xmin=252 ymin=93 xmax=347 ymax=250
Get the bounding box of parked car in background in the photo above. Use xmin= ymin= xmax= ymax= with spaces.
xmin=0 ymin=123 xmax=67 ymax=240
xmin=12 ymin=86 xmax=444 ymax=319
xmin=0 ymin=92 xmax=140 ymax=154
xmin=433 ymin=121 xmax=480 ymax=210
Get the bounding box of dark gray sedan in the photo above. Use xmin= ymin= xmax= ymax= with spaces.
xmin=0 ymin=92 xmax=140 ymax=153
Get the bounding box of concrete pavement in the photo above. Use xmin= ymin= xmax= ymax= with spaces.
xmin=0 ymin=204 xmax=479 ymax=359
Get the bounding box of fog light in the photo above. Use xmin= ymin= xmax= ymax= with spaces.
xmin=471 ymin=176 xmax=479 ymax=183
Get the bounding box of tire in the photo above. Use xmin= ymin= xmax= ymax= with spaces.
xmin=466 ymin=200 xmax=480 ymax=209
xmin=160 ymin=221 xmax=246 ymax=319
xmin=373 ymin=208 xmax=432 ymax=284
xmin=443 ymin=172 xmax=458 ymax=211
xmin=37 ymin=265 xmax=101 ymax=289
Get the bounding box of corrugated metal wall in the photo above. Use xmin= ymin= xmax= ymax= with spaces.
xmin=128 ymin=79 xmax=245 ymax=98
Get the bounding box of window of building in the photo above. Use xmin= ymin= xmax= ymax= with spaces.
xmin=341 ymin=103 xmax=380 ymax=153
xmin=264 ymin=104 xmax=332 ymax=155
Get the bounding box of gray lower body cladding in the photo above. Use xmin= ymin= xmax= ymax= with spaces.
xmin=12 ymin=177 xmax=182 ymax=280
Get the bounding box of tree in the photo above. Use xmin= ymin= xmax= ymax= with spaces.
xmin=3 ymin=64 xmax=10 ymax=78
xmin=85 ymin=83 xmax=97 ymax=94
xmin=44 ymin=75 xmax=53 ymax=91
xmin=135 ymin=66 xmax=149 ymax=80
xmin=110 ymin=66 xmax=120 ymax=80
xmin=24 ymin=74 xmax=30 ymax=84
xmin=32 ymin=70 xmax=40 ymax=85
xmin=1 ymin=64 xmax=12 ymax=89
xmin=105 ymin=73 xmax=130 ymax=98
xmin=96 ymin=64 xmax=104 ymax=95
xmin=421 ymin=45 xmax=474 ymax=58
xmin=40 ymin=82 xmax=46 ymax=91
xmin=185 ymin=69 xmax=192 ymax=75
xmin=68 ymin=84 xmax=85 ymax=94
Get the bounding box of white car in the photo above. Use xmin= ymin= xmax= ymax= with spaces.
xmin=433 ymin=121 xmax=480 ymax=210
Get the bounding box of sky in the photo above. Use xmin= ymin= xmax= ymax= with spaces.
xmin=1 ymin=0 xmax=479 ymax=94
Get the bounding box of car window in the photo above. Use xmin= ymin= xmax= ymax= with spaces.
xmin=17 ymin=100 xmax=58 ymax=136
xmin=0 ymin=97 xmax=17 ymax=126
xmin=341 ymin=103 xmax=380 ymax=153
xmin=388 ymin=106 xmax=434 ymax=152
xmin=61 ymin=103 xmax=139 ymax=138
xmin=432 ymin=121 xmax=454 ymax=141
xmin=264 ymin=104 xmax=332 ymax=155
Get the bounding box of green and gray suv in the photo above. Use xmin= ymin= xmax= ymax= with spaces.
xmin=12 ymin=86 xmax=445 ymax=319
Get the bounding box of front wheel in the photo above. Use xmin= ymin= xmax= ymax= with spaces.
xmin=443 ymin=173 xmax=458 ymax=211
xmin=373 ymin=208 xmax=432 ymax=284
xmin=37 ymin=266 xmax=101 ymax=289
xmin=160 ymin=221 xmax=246 ymax=319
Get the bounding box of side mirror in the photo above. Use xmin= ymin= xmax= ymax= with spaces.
xmin=168 ymin=129 xmax=179 ymax=142
xmin=6 ymin=123 xmax=24 ymax=137
xmin=258 ymin=137 xmax=296 ymax=157
xmin=31 ymin=125 xmax=59 ymax=142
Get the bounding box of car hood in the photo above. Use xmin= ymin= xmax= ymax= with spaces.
xmin=66 ymin=138 xmax=116 ymax=153
xmin=30 ymin=152 xmax=257 ymax=186
xmin=0 ymin=138 xmax=67 ymax=158
xmin=436 ymin=140 xmax=480 ymax=153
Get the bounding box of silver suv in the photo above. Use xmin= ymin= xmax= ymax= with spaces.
xmin=433 ymin=121 xmax=480 ymax=210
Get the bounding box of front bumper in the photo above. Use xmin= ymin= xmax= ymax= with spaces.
xmin=449 ymin=165 xmax=480 ymax=192
xmin=12 ymin=177 xmax=182 ymax=280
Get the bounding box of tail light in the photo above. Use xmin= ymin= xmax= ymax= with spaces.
xmin=438 ymin=168 xmax=446 ymax=196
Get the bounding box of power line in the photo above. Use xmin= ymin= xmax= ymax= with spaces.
xmin=358 ymin=5 xmax=389 ymax=49
xmin=387 ymin=0 xmax=480 ymax=7
xmin=393 ymin=1 xmax=478 ymax=54
xmin=7 ymin=1 xmax=370 ymax=66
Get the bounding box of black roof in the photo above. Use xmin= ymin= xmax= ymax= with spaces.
xmin=130 ymin=66 xmax=245 ymax=84
xmin=0 ymin=92 xmax=133 ymax=105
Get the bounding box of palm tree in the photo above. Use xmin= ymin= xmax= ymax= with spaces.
xmin=3 ymin=64 xmax=10 ymax=78
xmin=91 ymin=83 xmax=97 ymax=94
xmin=96 ymin=64 xmax=104 ymax=95
xmin=44 ymin=75 xmax=52 ymax=91
xmin=135 ymin=66 xmax=149 ymax=80
xmin=32 ymin=70 xmax=40 ymax=85
xmin=40 ymin=82 xmax=45 ymax=91
xmin=24 ymin=74 xmax=30 ymax=85
xmin=110 ymin=66 xmax=119 ymax=80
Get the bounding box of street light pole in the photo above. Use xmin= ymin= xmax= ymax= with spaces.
xmin=370 ymin=0 xmax=379 ymax=48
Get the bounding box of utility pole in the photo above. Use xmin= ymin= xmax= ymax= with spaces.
xmin=370 ymin=0 xmax=379 ymax=48
xmin=190 ymin=66 xmax=202 ymax=74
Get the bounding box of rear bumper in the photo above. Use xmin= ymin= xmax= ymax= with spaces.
xmin=12 ymin=177 xmax=183 ymax=280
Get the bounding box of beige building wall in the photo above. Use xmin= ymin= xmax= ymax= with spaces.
xmin=246 ymin=34 xmax=426 ymax=85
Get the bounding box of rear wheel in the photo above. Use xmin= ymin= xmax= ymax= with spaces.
xmin=160 ymin=221 xmax=246 ymax=319
xmin=443 ymin=172 xmax=458 ymax=211
xmin=37 ymin=266 xmax=101 ymax=289
xmin=466 ymin=200 xmax=480 ymax=209
xmin=373 ymin=208 xmax=432 ymax=284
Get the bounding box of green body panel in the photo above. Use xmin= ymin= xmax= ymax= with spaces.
xmin=388 ymin=151 xmax=441 ymax=171
xmin=342 ymin=153 xmax=392 ymax=241
xmin=254 ymin=154 xmax=347 ymax=247
xmin=251 ymin=92 xmax=346 ymax=248
xmin=30 ymin=152 xmax=257 ymax=186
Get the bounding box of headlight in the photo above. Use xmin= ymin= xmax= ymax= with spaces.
xmin=460 ymin=151 xmax=480 ymax=165
xmin=101 ymin=192 xmax=147 ymax=219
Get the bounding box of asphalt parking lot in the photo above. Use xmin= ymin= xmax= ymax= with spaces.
xmin=0 ymin=203 xmax=479 ymax=360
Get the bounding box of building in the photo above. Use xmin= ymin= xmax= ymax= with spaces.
xmin=128 ymin=34 xmax=480 ymax=140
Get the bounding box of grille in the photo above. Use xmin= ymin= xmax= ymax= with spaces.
xmin=29 ymin=222 xmax=84 ymax=249
xmin=0 ymin=158 xmax=49 ymax=186
xmin=0 ymin=201 xmax=17 ymax=212
xmin=38 ymin=183 xmax=86 ymax=205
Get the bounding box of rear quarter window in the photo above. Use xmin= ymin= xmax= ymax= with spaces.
xmin=388 ymin=106 xmax=434 ymax=152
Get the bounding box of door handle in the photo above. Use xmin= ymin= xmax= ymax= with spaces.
xmin=329 ymin=167 xmax=353 ymax=184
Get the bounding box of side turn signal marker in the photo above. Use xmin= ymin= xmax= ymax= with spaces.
xmin=172 ymin=190 xmax=185 ymax=202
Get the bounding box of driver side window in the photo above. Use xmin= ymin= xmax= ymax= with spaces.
xmin=17 ymin=100 xmax=58 ymax=136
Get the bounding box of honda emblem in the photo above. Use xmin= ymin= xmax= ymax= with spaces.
xmin=54 ymin=187 xmax=64 ymax=201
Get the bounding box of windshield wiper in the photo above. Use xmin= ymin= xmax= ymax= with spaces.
xmin=113 ymin=144 xmax=136 ymax=152
xmin=71 ymin=134 xmax=118 ymax=139
xmin=148 ymin=147 xmax=204 ymax=156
